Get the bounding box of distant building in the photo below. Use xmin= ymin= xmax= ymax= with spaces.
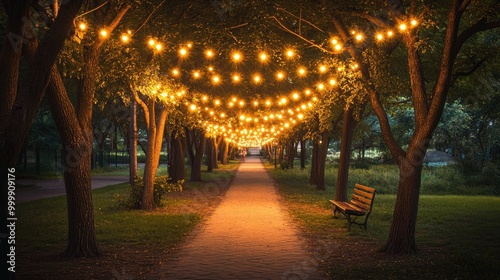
xmin=423 ymin=150 xmax=455 ymax=167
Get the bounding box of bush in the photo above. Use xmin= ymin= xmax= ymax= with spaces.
xmin=123 ymin=176 xmax=183 ymax=209
xmin=280 ymin=160 xmax=290 ymax=170
xmin=351 ymin=161 xmax=370 ymax=169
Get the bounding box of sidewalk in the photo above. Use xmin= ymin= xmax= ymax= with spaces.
xmin=149 ymin=157 xmax=326 ymax=280
xmin=16 ymin=175 xmax=128 ymax=202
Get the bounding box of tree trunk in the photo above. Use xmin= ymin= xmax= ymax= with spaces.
xmin=186 ymin=128 xmax=205 ymax=181
xmin=0 ymin=0 xmax=30 ymax=138
xmin=206 ymin=138 xmax=214 ymax=172
xmin=278 ymin=146 xmax=284 ymax=163
xmin=316 ymin=131 xmax=329 ymax=191
xmin=335 ymin=107 xmax=357 ymax=201
xmin=62 ymin=143 xmax=100 ymax=257
xmin=300 ymin=139 xmax=306 ymax=170
xmin=309 ymin=141 xmax=319 ymax=185
xmin=385 ymin=155 xmax=423 ymax=254
xmin=141 ymin=103 xmax=168 ymax=210
xmin=212 ymin=136 xmax=221 ymax=169
xmin=286 ymin=140 xmax=298 ymax=168
xmin=45 ymin=66 xmax=100 ymax=257
xmin=129 ymin=100 xmax=138 ymax=185
xmin=228 ymin=144 xmax=236 ymax=160
xmin=220 ymin=139 xmax=229 ymax=164
xmin=168 ymin=132 xmax=185 ymax=184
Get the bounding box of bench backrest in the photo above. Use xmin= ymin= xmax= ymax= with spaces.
xmin=350 ymin=184 xmax=376 ymax=213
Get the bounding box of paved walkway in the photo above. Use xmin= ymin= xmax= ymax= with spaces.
xmin=16 ymin=176 xmax=128 ymax=202
xmin=150 ymin=157 xmax=326 ymax=280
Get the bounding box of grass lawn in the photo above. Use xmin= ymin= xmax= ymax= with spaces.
xmin=266 ymin=162 xmax=500 ymax=279
xmin=16 ymin=158 xmax=500 ymax=279
xmin=17 ymin=161 xmax=239 ymax=280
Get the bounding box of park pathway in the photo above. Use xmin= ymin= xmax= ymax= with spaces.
xmin=150 ymin=157 xmax=326 ymax=280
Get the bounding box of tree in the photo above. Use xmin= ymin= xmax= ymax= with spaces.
xmin=131 ymin=73 xmax=184 ymax=210
xmin=328 ymin=0 xmax=499 ymax=254
xmin=47 ymin=1 xmax=130 ymax=256
xmin=185 ymin=126 xmax=206 ymax=181
xmin=1 ymin=0 xmax=88 ymax=263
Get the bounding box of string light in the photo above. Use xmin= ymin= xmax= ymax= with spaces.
xmin=121 ymin=34 xmax=129 ymax=43
xmin=99 ymin=29 xmax=108 ymax=37
xmin=206 ymin=50 xmax=214 ymax=58
xmin=179 ymin=48 xmax=188 ymax=56
xmin=276 ymin=71 xmax=285 ymax=80
xmin=232 ymin=51 xmax=242 ymax=62
xmin=75 ymin=16 xmax=427 ymax=146
xmin=259 ymin=52 xmax=268 ymax=62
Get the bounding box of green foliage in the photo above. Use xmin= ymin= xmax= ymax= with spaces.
xmin=351 ymin=160 xmax=370 ymax=169
xmin=279 ymin=160 xmax=290 ymax=170
xmin=268 ymin=160 xmax=499 ymax=195
xmin=123 ymin=176 xmax=183 ymax=209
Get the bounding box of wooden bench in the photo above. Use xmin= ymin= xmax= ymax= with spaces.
xmin=329 ymin=184 xmax=376 ymax=231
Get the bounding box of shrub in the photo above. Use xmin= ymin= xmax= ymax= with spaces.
xmin=351 ymin=161 xmax=370 ymax=169
xmin=123 ymin=176 xmax=183 ymax=209
xmin=280 ymin=160 xmax=290 ymax=170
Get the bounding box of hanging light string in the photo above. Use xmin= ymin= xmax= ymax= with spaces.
xmin=74 ymin=16 xmax=420 ymax=145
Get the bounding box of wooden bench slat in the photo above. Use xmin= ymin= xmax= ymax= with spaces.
xmin=352 ymin=193 xmax=372 ymax=206
xmin=355 ymin=183 xmax=375 ymax=194
xmin=353 ymin=187 xmax=374 ymax=199
xmin=330 ymin=200 xmax=366 ymax=214
xmin=350 ymin=199 xmax=370 ymax=212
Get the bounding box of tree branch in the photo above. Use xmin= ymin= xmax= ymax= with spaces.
xmin=456 ymin=18 xmax=500 ymax=59
xmin=450 ymin=55 xmax=488 ymax=85
xmin=341 ymin=10 xmax=393 ymax=29
xmin=275 ymin=6 xmax=326 ymax=33
xmin=269 ymin=16 xmax=332 ymax=54
xmin=133 ymin=0 xmax=166 ymax=36
xmin=130 ymin=84 xmax=149 ymax=130
xmin=226 ymin=22 xmax=248 ymax=30
xmin=331 ymin=13 xmax=406 ymax=162
xmin=32 ymin=1 xmax=55 ymax=28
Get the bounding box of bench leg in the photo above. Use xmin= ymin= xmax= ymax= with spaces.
xmin=346 ymin=214 xmax=353 ymax=231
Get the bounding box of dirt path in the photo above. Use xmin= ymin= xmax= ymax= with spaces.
xmin=149 ymin=157 xmax=326 ymax=280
